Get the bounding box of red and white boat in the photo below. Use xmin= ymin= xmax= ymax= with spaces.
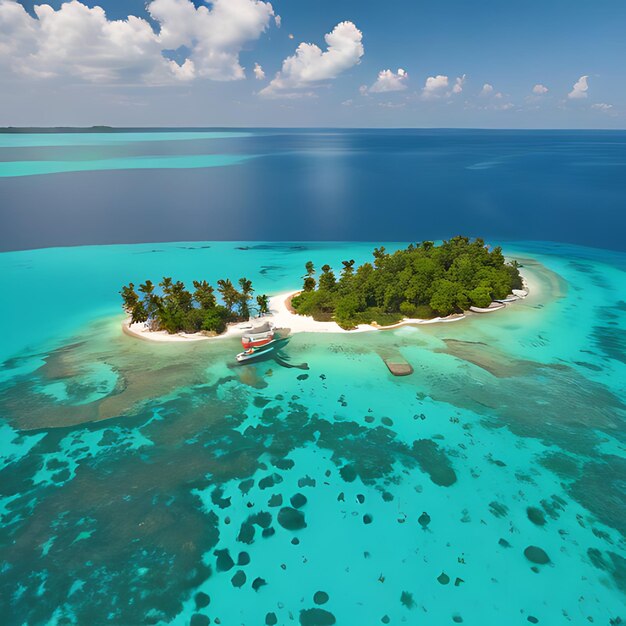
xmin=241 ymin=321 xmax=275 ymax=350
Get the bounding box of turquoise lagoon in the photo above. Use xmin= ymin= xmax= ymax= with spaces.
xmin=0 ymin=241 xmax=625 ymax=625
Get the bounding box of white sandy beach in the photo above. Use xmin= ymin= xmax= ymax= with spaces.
xmin=121 ymin=265 xmax=532 ymax=343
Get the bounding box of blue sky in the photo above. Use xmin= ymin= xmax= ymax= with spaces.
xmin=1 ymin=0 xmax=624 ymax=127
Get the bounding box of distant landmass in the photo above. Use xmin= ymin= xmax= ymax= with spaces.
xmin=0 ymin=126 xmax=115 ymax=133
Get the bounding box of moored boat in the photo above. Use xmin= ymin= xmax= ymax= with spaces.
xmin=469 ymin=302 xmax=506 ymax=313
xmin=495 ymin=294 xmax=519 ymax=303
xmin=236 ymin=341 xmax=277 ymax=363
xmin=241 ymin=321 xmax=275 ymax=350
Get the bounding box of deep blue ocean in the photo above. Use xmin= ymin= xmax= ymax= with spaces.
xmin=1 ymin=128 xmax=625 ymax=251
xmin=0 ymin=130 xmax=625 ymax=625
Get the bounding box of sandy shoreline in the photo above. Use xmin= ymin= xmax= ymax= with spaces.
xmin=121 ymin=266 xmax=532 ymax=343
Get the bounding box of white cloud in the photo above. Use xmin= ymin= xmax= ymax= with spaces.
xmin=0 ymin=0 xmax=275 ymax=84
xmin=367 ymin=68 xmax=408 ymax=94
xmin=452 ymin=74 xmax=466 ymax=94
xmin=253 ymin=62 xmax=265 ymax=80
xmin=378 ymin=101 xmax=405 ymax=109
xmin=259 ymin=21 xmax=363 ymax=98
xmin=568 ymin=75 xmax=589 ymax=99
xmin=274 ymin=14 xmax=281 ymax=28
xmin=532 ymin=83 xmax=548 ymax=95
xmin=422 ymin=74 xmax=448 ymax=99
xmin=149 ymin=0 xmax=274 ymax=80
xmin=480 ymin=83 xmax=494 ymax=96
xmin=591 ymin=102 xmax=613 ymax=111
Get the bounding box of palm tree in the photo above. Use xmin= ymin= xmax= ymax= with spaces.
xmin=217 ymin=279 xmax=239 ymax=313
xmin=256 ymin=294 xmax=269 ymax=315
xmin=318 ymin=264 xmax=336 ymax=291
xmin=159 ymin=276 xmax=173 ymax=294
xmin=303 ymin=261 xmax=316 ymax=291
xmin=120 ymin=283 xmax=139 ymax=314
xmin=341 ymin=259 xmax=355 ymax=279
xmin=237 ymin=277 xmax=254 ymax=319
xmin=138 ymin=279 xmax=160 ymax=321
xmin=192 ymin=280 xmax=216 ymax=309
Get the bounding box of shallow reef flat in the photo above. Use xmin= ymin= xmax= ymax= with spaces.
xmin=0 ymin=241 xmax=625 ymax=625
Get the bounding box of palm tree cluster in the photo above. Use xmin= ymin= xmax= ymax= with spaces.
xmin=121 ymin=276 xmax=269 ymax=335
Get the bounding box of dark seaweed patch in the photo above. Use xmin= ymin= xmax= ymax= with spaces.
xmin=339 ymin=464 xmax=357 ymax=482
xmin=400 ymin=591 xmax=415 ymax=609
xmin=300 ymin=608 xmax=336 ymax=625
xmin=268 ymin=494 xmax=283 ymax=507
xmin=313 ymin=591 xmax=329 ymax=605
xmin=489 ymin=502 xmax=508 ymax=518
xmin=273 ymin=458 xmax=295 ymax=470
xmin=277 ymin=507 xmax=306 ymax=531
xmin=412 ymin=440 xmax=457 ymax=486
xmin=190 ymin=615 xmax=210 ymax=626
xmin=290 ymin=493 xmax=307 ymax=508
xmin=215 ymin=549 xmax=235 ymax=572
xmin=418 ymin=511 xmax=431 ymax=529
xmin=194 ymin=592 xmax=210 ymax=609
xmin=524 ymin=546 xmax=550 ymax=565
xmin=591 ymin=326 xmax=626 ymax=364
xmin=231 ymin=570 xmax=246 ymax=588
xmin=258 ymin=473 xmax=283 ymax=490
xmin=211 ymin=487 xmax=231 ymax=509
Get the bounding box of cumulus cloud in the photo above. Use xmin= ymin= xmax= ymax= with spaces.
xmin=0 ymin=0 xmax=275 ymax=84
xmin=253 ymin=62 xmax=265 ymax=80
xmin=366 ymin=68 xmax=408 ymax=93
xmin=568 ymin=75 xmax=589 ymax=99
xmin=532 ymin=83 xmax=548 ymax=95
xmin=274 ymin=14 xmax=281 ymax=28
xmin=480 ymin=83 xmax=494 ymax=96
xmin=422 ymin=74 xmax=448 ymax=99
xmin=452 ymin=75 xmax=466 ymax=94
xmin=591 ymin=102 xmax=613 ymax=111
xmin=259 ymin=21 xmax=363 ymax=98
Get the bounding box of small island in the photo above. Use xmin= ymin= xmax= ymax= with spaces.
xmin=120 ymin=237 xmax=527 ymax=341
xmin=291 ymin=237 xmax=524 ymax=328
xmin=120 ymin=277 xmax=269 ymax=337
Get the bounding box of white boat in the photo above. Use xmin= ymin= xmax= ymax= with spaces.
xmin=495 ymin=294 xmax=519 ymax=303
xmin=469 ymin=302 xmax=505 ymax=313
xmin=241 ymin=321 xmax=275 ymax=350
xmin=236 ymin=340 xmax=277 ymax=363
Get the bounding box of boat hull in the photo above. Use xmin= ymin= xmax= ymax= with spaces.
xmin=241 ymin=333 xmax=274 ymax=350
xmin=236 ymin=342 xmax=276 ymax=363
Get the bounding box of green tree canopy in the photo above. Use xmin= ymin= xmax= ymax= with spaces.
xmin=292 ymin=237 xmax=522 ymax=328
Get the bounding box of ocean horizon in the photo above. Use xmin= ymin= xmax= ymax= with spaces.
xmin=1 ymin=128 xmax=625 ymax=251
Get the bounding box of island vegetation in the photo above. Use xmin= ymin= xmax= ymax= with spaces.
xmin=120 ymin=277 xmax=269 ymax=335
xmin=291 ymin=237 xmax=523 ymax=328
